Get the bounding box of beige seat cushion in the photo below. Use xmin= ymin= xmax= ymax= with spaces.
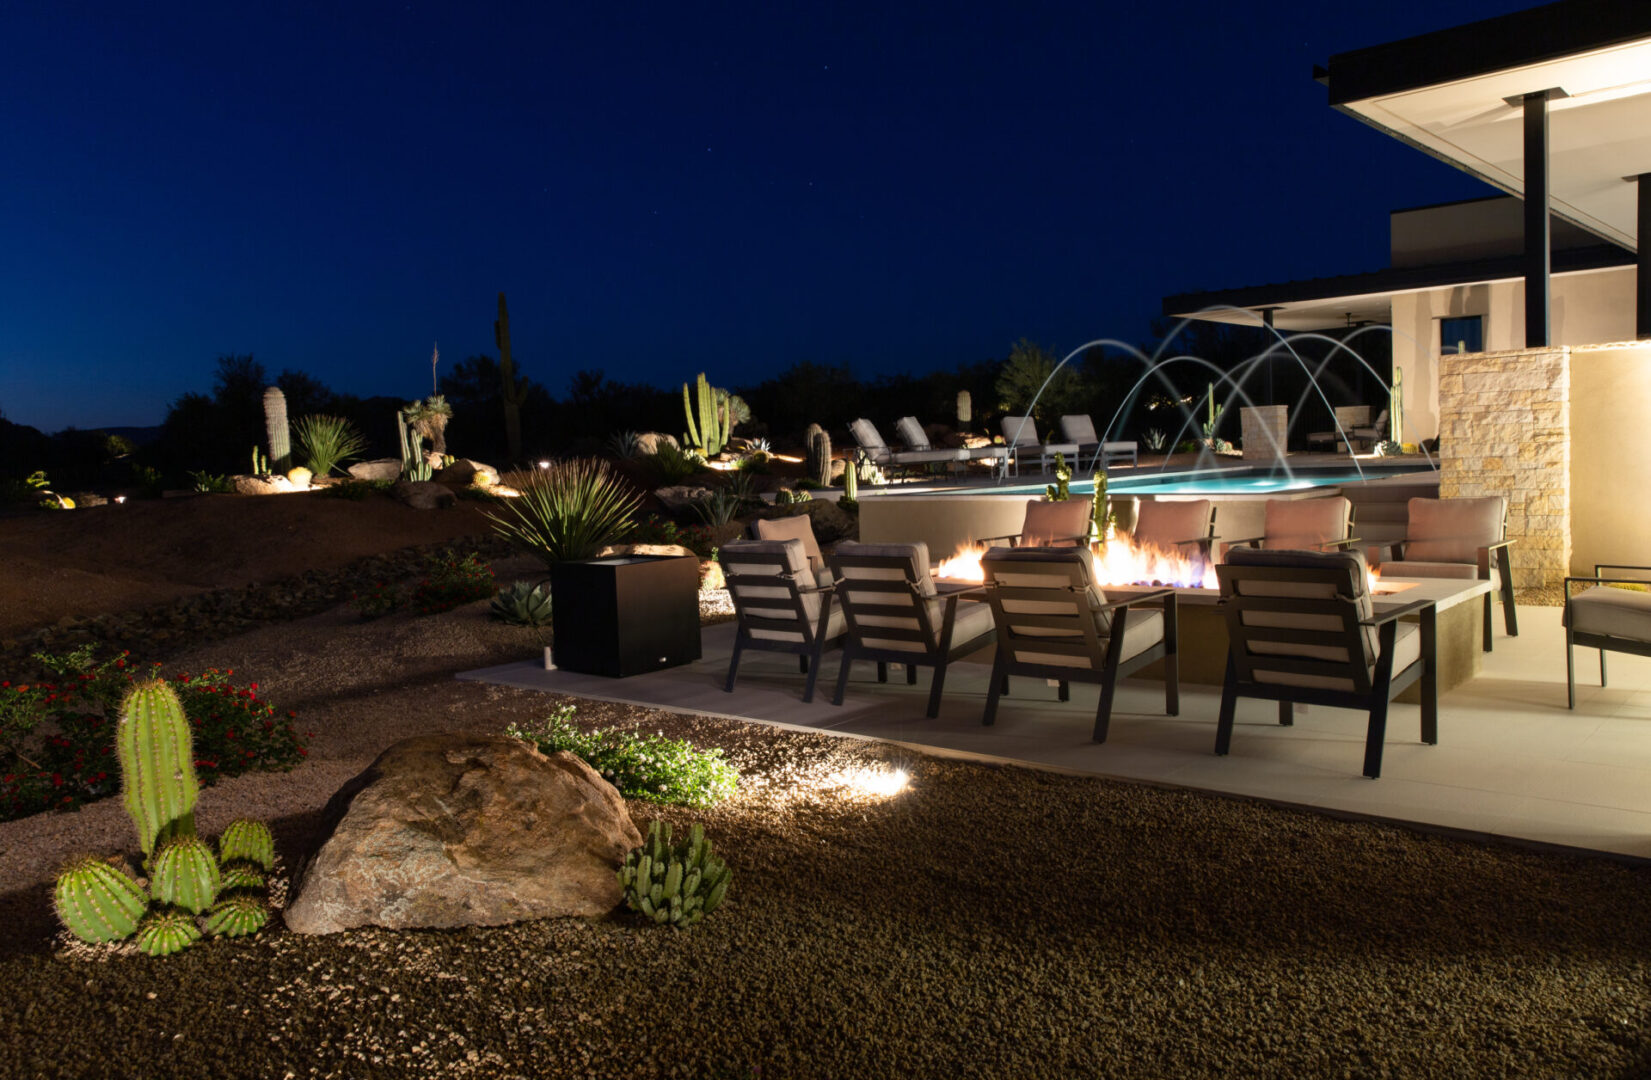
xmin=832 ymin=541 xmax=963 ymax=652
xmin=1263 ymin=496 xmax=1351 ymax=550
xmin=1567 ymin=586 xmax=1651 ymax=640
xmin=1015 ymin=609 xmax=1164 ymax=670
xmin=850 ymin=419 xmax=887 ymax=454
xmin=720 ymin=539 xmax=839 ymax=642
xmin=981 ymin=548 xmax=1165 ymax=664
xmin=895 ymin=416 xmax=930 ymax=449
xmin=1402 ymin=496 xmax=1505 ymax=568
xmin=1133 ymin=499 xmax=1211 ymax=552
xmin=1001 ymin=416 xmax=1045 ymax=447
xmin=1059 ymin=415 xmax=1099 ymax=445
xmin=1020 ymin=499 xmax=1094 ymax=547
xmin=1384 ymin=560 xmax=1478 ymax=580
xmin=753 ymin=515 xmax=828 ymax=584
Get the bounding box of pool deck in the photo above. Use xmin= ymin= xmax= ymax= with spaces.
xmin=461 ymin=596 xmax=1651 ymax=862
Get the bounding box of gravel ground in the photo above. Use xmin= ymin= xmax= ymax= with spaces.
xmin=0 ymin=558 xmax=1646 ymax=1079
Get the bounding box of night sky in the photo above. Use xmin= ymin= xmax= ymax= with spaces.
xmin=2 ymin=1 xmax=1524 ymax=434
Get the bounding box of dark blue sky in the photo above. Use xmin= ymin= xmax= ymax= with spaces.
xmin=2 ymin=1 xmax=1520 ymax=434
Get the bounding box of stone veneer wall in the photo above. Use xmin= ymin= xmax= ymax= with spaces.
xmin=1239 ymin=406 xmax=1287 ymax=461
xmin=1436 ymin=347 xmax=1569 ymax=588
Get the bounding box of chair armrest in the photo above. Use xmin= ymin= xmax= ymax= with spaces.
xmin=1564 ymin=574 xmax=1651 ymax=600
xmin=976 ymin=533 xmax=1018 ymax=548
xmin=1093 ymin=587 xmax=1176 ymax=615
xmin=1485 ymin=538 xmax=1516 ymax=553
xmin=1223 ymin=534 xmax=1265 ymax=549
xmin=1593 ymin=563 xmax=1651 ymax=576
xmin=1317 ymin=536 xmax=1361 ymax=551
xmin=1360 ymin=597 xmax=1434 ymax=627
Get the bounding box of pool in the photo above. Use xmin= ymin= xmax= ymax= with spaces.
xmin=996 ymin=465 xmax=1437 ymax=498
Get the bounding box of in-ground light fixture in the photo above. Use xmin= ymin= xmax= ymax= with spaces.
xmin=537 ymin=459 xmax=550 ymax=470
xmin=835 ymin=765 xmax=910 ymax=798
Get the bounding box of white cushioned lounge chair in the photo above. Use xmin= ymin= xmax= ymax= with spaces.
xmin=999 ymin=416 xmax=1080 ymax=477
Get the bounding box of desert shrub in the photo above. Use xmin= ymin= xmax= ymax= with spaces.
xmin=487 ymin=458 xmax=642 ymax=565
xmin=0 ymin=648 xmax=306 ymax=822
xmin=352 ymin=581 xmax=405 ymax=618
xmin=293 ymin=414 xmax=368 ymax=476
xmin=626 ymin=515 xmax=717 ymax=558
xmin=644 ymin=442 xmax=700 ymax=486
xmin=319 ymin=478 xmax=393 ymax=500
xmin=507 ymin=706 xmax=738 ymax=808
xmin=410 ymin=551 xmax=495 ymax=614
xmin=189 ymin=470 xmax=234 ymax=493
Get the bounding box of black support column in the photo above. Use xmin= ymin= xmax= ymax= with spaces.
xmin=1523 ymin=91 xmax=1552 ymax=348
xmin=1638 ymin=173 xmax=1650 ymax=341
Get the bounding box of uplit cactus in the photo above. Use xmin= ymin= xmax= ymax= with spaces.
xmin=842 ymin=453 xmax=858 ymax=502
xmin=683 ymin=373 xmax=730 ymax=456
xmin=263 ymin=386 xmax=291 ymax=472
xmin=152 ymin=836 xmax=221 ymax=914
xmin=617 ymin=820 xmax=732 ymax=929
xmin=1044 ymin=452 xmax=1071 ymax=502
xmin=203 ymin=896 xmax=270 ymax=938
xmin=218 ymin=819 xmax=275 ymax=872
xmin=804 ymin=424 xmax=831 ymax=487
xmin=117 ymin=680 xmax=199 ymax=860
xmin=53 ymin=857 xmax=147 ymax=944
xmin=286 ymin=466 xmax=313 ymax=487
xmin=135 ymin=911 xmax=201 ymax=957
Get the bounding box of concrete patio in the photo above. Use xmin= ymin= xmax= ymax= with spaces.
xmin=460 ymin=600 xmax=1651 ymax=861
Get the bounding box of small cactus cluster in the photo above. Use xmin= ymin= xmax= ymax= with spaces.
xmin=683 ymin=373 xmax=732 ymax=457
xmin=490 ymin=580 xmax=553 ymax=626
xmin=774 ymin=488 xmax=813 ymax=507
xmin=52 ymin=680 xmax=276 ymax=956
xmin=1044 ymin=452 xmax=1071 ymax=502
xmin=617 ymin=821 xmax=731 ymax=929
xmin=804 ymin=423 xmax=831 ymax=487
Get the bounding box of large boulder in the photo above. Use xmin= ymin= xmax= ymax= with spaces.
xmin=392 ymin=479 xmax=455 ymax=510
xmin=433 ymin=458 xmax=500 ymax=487
xmin=348 ymin=458 xmax=404 ymax=482
xmin=233 ymin=474 xmax=295 ymax=496
xmin=653 ymin=484 xmax=719 ymax=513
xmin=284 ymin=733 xmax=641 ymax=935
xmin=635 ymin=432 xmax=679 ymax=456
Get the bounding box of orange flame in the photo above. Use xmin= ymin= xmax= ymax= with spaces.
xmin=935 ymin=532 xmax=1218 ymax=589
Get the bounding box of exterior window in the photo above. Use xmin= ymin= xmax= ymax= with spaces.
xmin=1440 ymin=315 xmax=1483 ymax=354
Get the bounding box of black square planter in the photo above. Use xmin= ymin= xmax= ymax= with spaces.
xmin=548 ymin=555 xmax=702 ymax=677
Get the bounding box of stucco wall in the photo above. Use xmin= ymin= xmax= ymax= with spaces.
xmin=1569 ymin=342 xmax=1651 ymax=576
xmin=1437 ymin=347 xmax=1570 ymax=587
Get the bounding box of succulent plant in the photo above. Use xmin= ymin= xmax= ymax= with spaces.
xmin=53 ymin=857 xmax=148 ymax=944
xmin=152 ymin=836 xmax=221 ymax=914
xmin=804 ymin=424 xmax=831 ymax=487
xmin=204 ymin=896 xmax=270 ymax=938
xmin=218 ymin=864 xmax=267 ymax=892
xmin=490 ymin=581 xmax=553 ymax=626
xmin=135 ymin=911 xmax=202 ymax=957
xmin=219 ymin=819 xmax=276 ymax=871
xmin=286 ymin=466 xmax=313 ymax=486
xmin=117 ymin=679 xmax=199 ymax=860
xmin=617 ymin=820 xmax=732 ymax=929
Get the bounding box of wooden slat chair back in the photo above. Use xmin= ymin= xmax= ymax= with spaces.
xmin=718 ymin=538 xmax=845 ymax=702
xmin=979 ymin=547 xmax=1178 ymax=742
xmin=1214 ymin=546 xmax=1438 ymax=779
xmin=826 ymin=541 xmax=997 ymax=717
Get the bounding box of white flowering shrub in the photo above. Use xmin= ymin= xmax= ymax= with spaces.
xmin=507 ymin=706 xmax=738 ymax=808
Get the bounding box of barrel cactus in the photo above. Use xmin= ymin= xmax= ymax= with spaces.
xmin=204 ymin=896 xmax=270 ymax=938
xmin=54 ymin=857 xmax=147 ymax=944
xmin=152 ymin=836 xmax=222 ymax=914
xmin=617 ymin=820 xmax=732 ymax=929
xmin=118 ymin=679 xmax=199 ymax=860
xmin=490 ymin=581 xmax=553 ymax=626
xmin=219 ymin=820 xmax=276 ymax=871
xmin=135 ymin=911 xmax=202 ymax=957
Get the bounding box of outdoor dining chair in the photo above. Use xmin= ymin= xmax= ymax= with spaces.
xmin=1129 ymin=498 xmax=1217 ymax=565
xmin=1214 ymin=546 xmax=1438 ymax=779
xmin=894 ymin=416 xmax=1010 ymax=475
xmin=825 ymin=541 xmax=997 ymax=717
xmin=750 ymin=513 xmax=832 ymax=586
xmin=1375 ymin=496 xmax=1516 ymax=651
xmin=1563 ymin=564 xmax=1651 ymax=709
xmin=1222 ymin=495 xmax=1355 ymax=558
xmin=718 ymin=538 xmax=846 ymax=702
xmin=979 ymin=546 xmax=1179 ymax=742
xmin=999 ymin=416 xmax=1080 ymax=477
xmin=980 ymin=497 xmax=1095 ymax=549
xmin=1350 ymin=408 xmax=1390 ymax=451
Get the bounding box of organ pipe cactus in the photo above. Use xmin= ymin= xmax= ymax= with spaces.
xmin=152 ymin=836 xmax=222 ymax=914
xmin=218 ymin=820 xmax=276 ymax=872
xmin=53 ymin=857 xmax=148 ymax=944
xmin=118 ymin=680 xmax=199 ymax=861
xmin=263 ymin=386 xmax=291 ymax=473
xmin=804 ymin=424 xmax=831 ymax=487
xmin=617 ymin=820 xmax=732 ymax=929
xmin=135 ymin=911 xmax=202 ymax=957
xmin=683 ymin=373 xmax=730 ymax=456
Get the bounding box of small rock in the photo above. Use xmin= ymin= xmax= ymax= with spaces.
xmin=634 ymin=433 xmax=679 ymax=456
xmin=433 ymin=459 xmax=500 ymax=487
xmin=653 ymin=485 xmax=719 ymax=513
xmin=233 ymin=474 xmax=295 ymax=496
xmin=348 ymin=459 xmax=404 ymax=482
xmin=392 ymin=480 xmax=455 ymax=510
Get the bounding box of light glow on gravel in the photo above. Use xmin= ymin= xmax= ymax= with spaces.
xmin=831 ymin=766 xmax=910 ymax=798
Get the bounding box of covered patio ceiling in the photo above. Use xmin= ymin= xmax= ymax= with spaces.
xmin=1321 ymin=0 xmax=1651 ymax=252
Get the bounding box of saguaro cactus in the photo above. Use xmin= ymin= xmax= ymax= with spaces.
xmin=495 ymin=293 xmax=525 ymax=462
xmin=804 ymin=423 xmax=831 ymax=487
xmin=263 ymin=387 xmax=290 ymax=472
xmin=117 ymin=680 xmax=199 ymax=860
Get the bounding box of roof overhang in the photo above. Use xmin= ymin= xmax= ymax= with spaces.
xmin=1321 ymin=0 xmax=1651 ymax=251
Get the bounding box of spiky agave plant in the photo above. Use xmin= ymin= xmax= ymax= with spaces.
xmin=293 ymin=414 xmax=369 ymax=476
xmin=490 ymin=581 xmax=553 ymax=626
xmin=486 ymin=458 xmax=642 ymax=566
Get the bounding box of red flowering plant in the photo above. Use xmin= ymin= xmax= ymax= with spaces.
xmin=0 ymin=646 xmax=307 ymax=822
xmin=352 ymin=580 xmax=405 ymax=619
xmin=410 ymin=550 xmax=496 ymax=615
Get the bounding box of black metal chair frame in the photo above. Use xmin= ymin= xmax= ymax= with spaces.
xmin=1382 ymin=511 xmax=1518 ymax=652
xmin=980 ymin=556 xmax=1179 ymax=743
xmin=1214 ymin=561 xmax=1438 ymax=779
xmin=1563 ymin=564 xmax=1651 ymax=709
xmin=826 ymin=551 xmax=996 ymax=717
xmin=719 ymin=548 xmax=844 ymax=703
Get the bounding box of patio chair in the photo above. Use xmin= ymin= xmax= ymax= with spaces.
xmin=1214 ymin=546 xmax=1438 ymax=779
xmin=750 ymin=513 xmax=832 ymax=586
xmin=1130 ymin=498 xmax=1217 ymax=564
xmin=849 ymin=418 xmax=968 ymax=480
xmin=1000 ymin=416 xmax=1080 ymax=477
xmin=1350 ymin=408 xmax=1390 ymax=451
xmin=1563 ymin=565 xmax=1651 ymax=709
xmin=894 ymin=416 xmax=1010 ymax=474
xmin=1376 ymin=496 xmax=1516 ymax=651
xmin=980 ymin=546 xmax=1178 ymax=742
xmin=825 ymin=541 xmax=998 ymax=717
xmin=1058 ymin=416 xmax=1138 ymax=472
xmin=718 ymin=539 xmax=847 ymax=702
xmin=980 ymin=497 xmax=1095 ymax=549
xmin=1222 ymin=496 xmax=1356 ymax=558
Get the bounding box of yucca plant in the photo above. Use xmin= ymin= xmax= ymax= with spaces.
xmin=487 ymin=458 xmax=643 ymax=565
xmin=294 ymin=415 xmax=369 ymax=476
